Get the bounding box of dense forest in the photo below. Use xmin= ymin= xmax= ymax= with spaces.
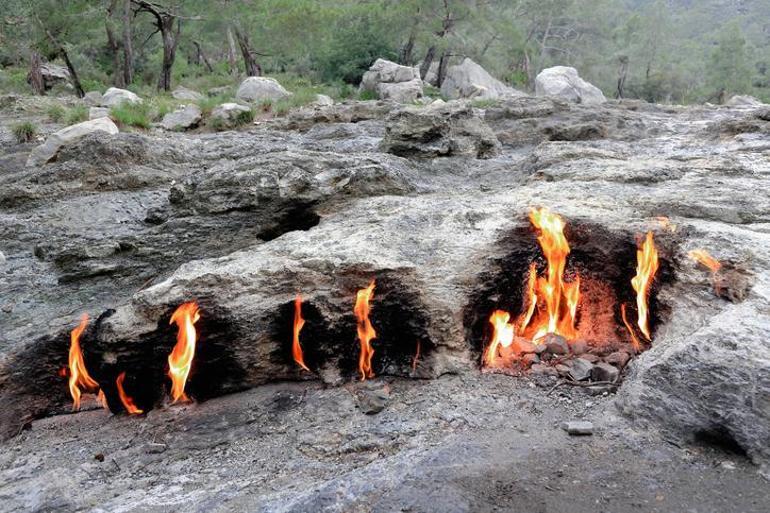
xmin=1 ymin=0 xmax=768 ymax=104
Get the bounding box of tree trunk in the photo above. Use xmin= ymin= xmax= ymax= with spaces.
xmin=28 ymin=52 xmax=45 ymax=95
xmin=194 ymin=41 xmax=214 ymax=73
xmin=400 ymin=31 xmax=416 ymax=65
xmin=122 ymin=0 xmax=134 ymax=86
xmin=616 ymin=56 xmax=628 ymax=99
xmin=106 ymin=0 xmax=125 ymax=88
xmin=436 ymin=51 xmax=450 ymax=87
xmin=226 ymin=28 xmax=238 ymax=74
xmin=233 ymin=26 xmax=261 ymax=77
xmin=157 ymin=17 xmax=179 ymax=91
xmin=60 ymin=46 xmax=85 ymax=98
xmin=419 ymin=46 xmax=436 ymax=80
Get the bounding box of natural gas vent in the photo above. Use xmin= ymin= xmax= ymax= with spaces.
xmin=465 ymin=209 xmax=675 ymax=385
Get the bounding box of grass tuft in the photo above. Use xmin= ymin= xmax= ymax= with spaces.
xmin=64 ymin=105 xmax=89 ymax=125
xmin=11 ymin=121 xmax=37 ymax=143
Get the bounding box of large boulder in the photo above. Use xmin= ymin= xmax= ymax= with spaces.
xmin=360 ymin=59 xmax=423 ymax=103
xmin=101 ymin=87 xmax=142 ymax=108
xmin=88 ymin=107 xmax=110 ymax=120
xmin=535 ymin=66 xmax=606 ymax=104
xmin=235 ymin=76 xmax=291 ymax=103
xmin=27 ymin=63 xmax=70 ymax=91
xmin=380 ymin=101 xmax=501 ymax=159
xmin=26 ymin=117 xmax=119 ymax=167
xmin=171 ymin=85 xmax=204 ymax=102
xmin=160 ymin=104 xmax=203 ymax=131
xmin=83 ymin=91 xmax=103 ymax=106
xmin=440 ymin=58 xmax=523 ymax=100
xmin=725 ymin=95 xmax=763 ymax=107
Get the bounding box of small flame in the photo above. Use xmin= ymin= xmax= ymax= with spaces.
xmin=484 ymin=310 xmax=515 ymax=366
xmin=520 ymin=207 xmax=580 ymax=342
xmin=631 ymin=232 xmax=659 ymax=340
xmin=654 ymin=216 xmax=677 ymax=232
xmin=688 ymin=249 xmax=721 ymax=273
xmin=354 ymin=280 xmax=377 ymax=381
xmin=411 ymin=340 xmax=421 ymax=373
xmin=68 ymin=314 xmax=100 ymax=411
xmin=116 ymin=372 xmax=143 ymax=415
xmin=168 ymin=302 xmax=200 ymax=403
xmin=97 ymin=389 xmax=108 ymax=409
xmin=292 ymin=295 xmax=310 ymax=372
xmin=621 ymin=303 xmax=642 ymax=352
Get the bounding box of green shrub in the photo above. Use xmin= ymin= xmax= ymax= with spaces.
xmin=470 ymin=98 xmax=499 ymax=109
xmin=196 ymin=94 xmax=231 ymax=116
xmin=208 ymin=106 xmax=254 ymax=131
xmin=11 ymin=121 xmax=37 ymax=143
xmin=46 ymin=104 xmax=66 ymax=122
xmin=235 ymin=107 xmax=255 ymax=125
xmin=358 ymin=89 xmax=378 ymax=101
xmin=109 ymin=101 xmax=152 ymax=129
xmin=64 ymin=105 xmax=88 ymax=124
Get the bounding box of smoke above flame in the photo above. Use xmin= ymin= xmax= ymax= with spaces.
xmin=168 ymin=301 xmax=200 ymax=403
xmin=354 ymin=280 xmax=377 ymax=381
xmin=292 ymin=295 xmax=310 ymax=371
xmin=68 ymin=314 xmax=100 ymax=411
xmin=631 ymin=232 xmax=659 ymax=340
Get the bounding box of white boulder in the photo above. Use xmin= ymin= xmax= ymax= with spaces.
xmin=313 ymin=94 xmax=334 ymax=106
xmin=83 ymin=91 xmax=103 ymax=106
xmin=535 ymin=66 xmax=606 ymax=104
xmin=172 ymin=86 xmax=204 ymax=102
xmin=210 ymin=103 xmax=253 ymax=128
xmin=440 ymin=58 xmax=523 ymax=100
xmin=726 ymin=95 xmax=763 ymax=107
xmin=88 ymin=107 xmax=110 ymax=120
xmin=101 ymin=87 xmax=142 ymax=108
xmin=360 ymin=59 xmax=423 ymax=103
xmin=235 ymin=77 xmax=291 ymax=103
xmin=160 ymin=104 xmax=203 ymax=131
xmin=26 ymin=117 xmax=119 ymax=167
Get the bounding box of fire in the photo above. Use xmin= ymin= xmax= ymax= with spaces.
xmin=519 ymin=207 xmax=581 ymax=342
xmin=621 ymin=303 xmax=642 ymax=352
xmin=688 ymin=249 xmax=721 ymax=273
xmin=97 ymin=389 xmax=108 ymax=409
xmin=68 ymin=314 xmax=100 ymax=411
xmin=116 ymin=372 xmax=143 ymax=415
xmin=292 ymin=295 xmax=310 ymax=371
xmin=631 ymin=232 xmax=659 ymax=340
xmin=483 ymin=310 xmax=515 ymax=366
xmin=354 ymin=280 xmax=377 ymax=381
xmin=167 ymin=301 xmax=200 ymax=403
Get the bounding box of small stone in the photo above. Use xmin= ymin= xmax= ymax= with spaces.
xmin=544 ymin=334 xmax=570 ymax=355
xmin=530 ymin=363 xmax=558 ymax=376
xmin=532 ymin=342 xmax=548 ymax=354
xmin=591 ymin=362 xmax=620 ymax=383
xmin=604 ymin=351 xmax=630 ymax=368
xmin=578 ymin=353 xmax=600 ymax=363
xmin=561 ymin=421 xmax=593 ymax=435
xmin=145 ymin=442 xmax=167 ymax=454
xmin=570 ymin=340 xmax=588 ymax=355
xmin=586 ymin=385 xmax=614 ymax=396
xmin=511 ymin=337 xmax=536 ymax=354
xmin=521 ymin=353 xmax=539 ymax=366
xmin=568 ymin=358 xmax=594 ymax=381
xmin=94 ymin=453 xmax=105 ymax=462
xmin=354 ymin=385 xmax=389 ymax=415
xmin=555 ymin=364 xmax=571 ymax=377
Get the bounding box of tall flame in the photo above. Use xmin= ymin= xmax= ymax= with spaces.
xmin=522 ymin=207 xmax=581 ymax=341
xmin=116 ymin=372 xmax=143 ymax=415
xmin=483 ymin=310 xmax=515 ymax=366
xmin=631 ymin=232 xmax=659 ymax=340
xmin=354 ymin=280 xmax=377 ymax=381
xmin=168 ymin=301 xmax=200 ymax=403
xmin=292 ymin=295 xmax=310 ymax=371
xmin=688 ymin=249 xmax=721 ymax=273
xmin=68 ymin=314 xmax=100 ymax=411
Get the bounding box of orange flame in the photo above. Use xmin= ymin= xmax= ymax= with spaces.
xmin=621 ymin=303 xmax=642 ymax=352
xmin=631 ymin=232 xmax=659 ymax=340
xmin=483 ymin=310 xmax=515 ymax=366
xmin=688 ymin=249 xmax=721 ymax=273
xmin=97 ymin=389 xmax=108 ymax=409
xmin=354 ymin=280 xmax=377 ymax=381
xmin=292 ymin=295 xmax=310 ymax=371
xmin=116 ymin=372 xmax=143 ymax=415
xmin=68 ymin=314 xmax=100 ymax=411
xmin=521 ymin=207 xmax=580 ymax=342
xmin=168 ymin=302 xmax=200 ymax=403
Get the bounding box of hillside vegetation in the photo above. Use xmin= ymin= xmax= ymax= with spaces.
xmin=0 ymin=0 xmax=768 ymax=104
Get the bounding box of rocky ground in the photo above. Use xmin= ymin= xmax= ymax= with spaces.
xmin=0 ymin=92 xmax=769 ymax=511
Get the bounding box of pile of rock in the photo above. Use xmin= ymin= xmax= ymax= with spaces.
xmin=359 ymin=58 xmax=423 ymax=103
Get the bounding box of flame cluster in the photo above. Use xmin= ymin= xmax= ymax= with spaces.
xmin=484 ymin=209 xmax=662 ymax=366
